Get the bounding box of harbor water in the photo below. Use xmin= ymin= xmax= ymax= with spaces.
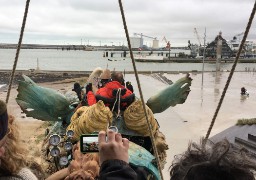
xmin=1 ymin=49 xmax=256 ymax=72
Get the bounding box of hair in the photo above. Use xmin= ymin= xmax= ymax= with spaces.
xmin=67 ymin=142 xmax=100 ymax=179
xmin=169 ymin=139 xmax=256 ymax=180
xmin=0 ymin=110 xmax=8 ymax=140
xmin=111 ymin=71 xmax=124 ymax=85
xmin=0 ymin=99 xmax=8 ymax=140
xmin=0 ymin=115 xmax=29 ymax=175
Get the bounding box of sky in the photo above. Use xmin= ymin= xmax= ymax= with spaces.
xmin=0 ymin=0 xmax=255 ymax=47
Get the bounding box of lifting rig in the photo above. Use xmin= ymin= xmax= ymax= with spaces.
xmin=134 ymin=33 xmax=157 ymax=48
xmin=194 ymin=28 xmax=202 ymax=46
xmin=134 ymin=33 xmax=157 ymax=40
xmin=162 ymin=36 xmax=171 ymax=49
xmin=194 ymin=28 xmax=202 ymax=56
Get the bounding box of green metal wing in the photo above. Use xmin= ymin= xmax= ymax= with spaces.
xmin=129 ymin=141 xmax=160 ymax=180
xmin=147 ymin=74 xmax=192 ymax=114
xmin=16 ymin=75 xmax=73 ymax=121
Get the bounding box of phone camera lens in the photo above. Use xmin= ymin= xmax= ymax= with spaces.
xmin=108 ymin=126 xmax=118 ymax=133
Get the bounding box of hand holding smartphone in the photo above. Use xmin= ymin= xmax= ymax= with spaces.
xmin=80 ymin=126 xmax=118 ymax=153
xmin=80 ymin=134 xmax=99 ymax=153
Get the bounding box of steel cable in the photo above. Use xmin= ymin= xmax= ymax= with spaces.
xmin=118 ymin=0 xmax=164 ymax=179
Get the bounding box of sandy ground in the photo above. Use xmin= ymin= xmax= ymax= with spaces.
xmin=0 ymin=76 xmax=88 ymax=176
xmin=124 ymin=72 xmax=256 ymax=179
xmin=1 ymin=71 xmax=256 ymax=179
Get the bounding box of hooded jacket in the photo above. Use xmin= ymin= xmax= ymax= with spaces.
xmin=87 ymin=81 xmax=133 ymax=108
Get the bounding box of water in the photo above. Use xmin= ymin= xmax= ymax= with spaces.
xmin=1 ymin=49 xmax=256 ymax=72
xmin=0 ymin=84 xmax=6 ymax=89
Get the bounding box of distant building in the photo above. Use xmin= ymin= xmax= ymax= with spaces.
xmin=130 ymin=37 xmax=142 ymax=49
xmin=152 ymin=39 xmax=159 ymax=49
xmin=201 ymin=32 xmax=233 ymax=58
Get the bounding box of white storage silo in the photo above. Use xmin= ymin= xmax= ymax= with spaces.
xmin=152 ymin=39 xmax=159 ymax=49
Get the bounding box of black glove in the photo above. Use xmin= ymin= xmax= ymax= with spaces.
xmin=86 ymin=83 xmax=93 ymax=94
xmin=126 ymin=81 xmax=134 ymax=93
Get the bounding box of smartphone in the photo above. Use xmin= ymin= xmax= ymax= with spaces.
xmin=80 ymin=134 xmax=99 ymax=153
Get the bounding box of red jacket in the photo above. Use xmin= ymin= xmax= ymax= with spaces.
xmin=87 ymin=81 xmax=133 ymax=107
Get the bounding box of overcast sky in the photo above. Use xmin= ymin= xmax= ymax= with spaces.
xmin=0 ymin=0 xmax=255 ymax=47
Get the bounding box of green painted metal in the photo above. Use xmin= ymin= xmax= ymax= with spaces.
xmin=146 ymin=74 xmax=192 ymax=114
xmin=16 ymin=75 xmax=74 ymax=121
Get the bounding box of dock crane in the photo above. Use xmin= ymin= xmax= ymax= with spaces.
xmin=134 ymin=33 xmax=157 ymax=40
xmin=194 ymin=28 xmax=202 ymax=46
xmin=233 ymin=32 xmax=244 ymax=40
xmin=162 ymin=36 xmax=171 ymax=49
xmin=162 ymin=36 xmax=171 ymax=59
xmin=134 ymin=33 xmax=158 ymax=48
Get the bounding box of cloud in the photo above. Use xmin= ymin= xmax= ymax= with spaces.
xmin=0 ymin=0 xmax=255 ymax=46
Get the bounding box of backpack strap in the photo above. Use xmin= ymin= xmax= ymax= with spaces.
xmin=95 ymin=89 xmax=135 ymax=111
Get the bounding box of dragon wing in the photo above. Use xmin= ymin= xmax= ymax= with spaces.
xmin=129 ymin=141 xmax=161 ymax=180
xmin=16 ymin=75 xmax=73 ymax=121
xmin=147 ymin=74 xmax=192 ymax=114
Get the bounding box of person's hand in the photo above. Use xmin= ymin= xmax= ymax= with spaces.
xmin=98 ymin=130 xmax=129 ymax=165
xmin=86 ymin=83 xmax=93 ymax=94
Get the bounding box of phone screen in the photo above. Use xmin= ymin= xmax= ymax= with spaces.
xmin=80 ymin=135 xmax=99 ymax=153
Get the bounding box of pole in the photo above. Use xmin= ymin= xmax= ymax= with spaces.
xmin=202 ymin=28 xmax=206 ymax=88
xmin=36 ymin=58 xmax=39 ymax=71
xmin=169 ymin=47 xmax=170 ymax=60
xmin=216 ymin=32 xmax=222 ymax=71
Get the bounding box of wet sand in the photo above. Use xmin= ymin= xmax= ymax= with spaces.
xmin=1 ymin=71 xmax=255 ymax=179
xmin=125 ymin=71 xmax=256 ymax=179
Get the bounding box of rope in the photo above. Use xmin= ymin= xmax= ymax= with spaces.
xmin=204 ymin=1 xmax=256 ymax=141
xmin=111 ymin=88 xmax=121 ymax=118
xmin=5 ymin=0 xmax=31 ymax=104
xmin=118 ymin=1 xmax=164 ymax=179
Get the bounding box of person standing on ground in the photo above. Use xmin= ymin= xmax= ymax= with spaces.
xmin=241 ymin=87 xmax=247 ymax=95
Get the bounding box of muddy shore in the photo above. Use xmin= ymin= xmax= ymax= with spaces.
xmin=0 ymin=71 xmax=90 ymax=85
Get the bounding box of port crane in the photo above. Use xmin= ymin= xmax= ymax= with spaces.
xmin=162 ymin=36 xmax=171 ymax=49
xmin=233 ymin=32 xmax=244 ymax=40
xmin=194 ymin=28 xmax=202 ymax=46
xmin=134 ymin=33 xmax=158 ymax=48
xmin=134 ymin=33 xmax=157 ymax=40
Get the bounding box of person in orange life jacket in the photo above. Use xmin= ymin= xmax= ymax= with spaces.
xmin=73 ymin=69 xmax=112 ymax=112
xmin=86 ymin=71 xmax=133 ymax=109
xmin=98 ymin=69 xmax=111 ymax=89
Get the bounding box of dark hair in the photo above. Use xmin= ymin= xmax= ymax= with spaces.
xmin=0 ymin=110 xmax=8 ymax=140
xmin=111 ymin=71 xmax=124 ymax=85
xmin=170 ymin=139 xmax=256 ymax=180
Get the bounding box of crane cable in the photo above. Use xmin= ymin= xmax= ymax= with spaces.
xmin=205 ymin=1 xmax=256 ymax=142
xmin=118 ymin=0 xmax=164 ymax=179
xmin=5 ymin=0 xmax=30 ymax=104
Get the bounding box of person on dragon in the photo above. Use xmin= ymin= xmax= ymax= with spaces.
xmin=86 ymin=71 xmax=135 ymax=111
